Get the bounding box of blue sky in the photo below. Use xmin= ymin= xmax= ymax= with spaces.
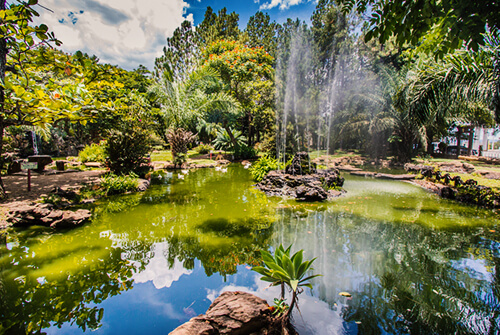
xmin=34 ymin=0 xmax=319 ymax=71
xmin=185 ymin=0 xmax=318 ymax=28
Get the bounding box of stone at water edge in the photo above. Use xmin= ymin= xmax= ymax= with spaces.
xmin=170 ymin=291 xmax=274 ymax=335
xmin=6 ymin=202 xmax=91 ymax=228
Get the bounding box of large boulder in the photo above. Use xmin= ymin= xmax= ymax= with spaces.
xmin=170 ymin=291 xmax=274 ymax=335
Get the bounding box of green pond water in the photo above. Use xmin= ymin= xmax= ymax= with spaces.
xmin=1 ymin=166 xmax=500 ymax=334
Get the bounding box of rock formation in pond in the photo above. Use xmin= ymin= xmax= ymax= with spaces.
xmin=170 ymin=291 xmax=275 ymax=335
xmin=255 ymin=152 xmax=344 ymax=201
xmin=5 ymin=203 xmax=91 ymax=228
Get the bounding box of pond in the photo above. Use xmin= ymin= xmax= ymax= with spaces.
xmin=1 ymin=166 xmax=499 ymax=334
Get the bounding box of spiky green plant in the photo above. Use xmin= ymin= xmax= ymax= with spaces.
xmin=252 ymin=244 xmax=321 ymax=318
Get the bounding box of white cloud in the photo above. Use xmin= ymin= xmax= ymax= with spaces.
xmin=259 ymin=0 xmax=305 ymax=10
xmin=132 ymin=242 xmax=192 ymax=289
xmin=35 ymin=0 xmax=193 ymax=70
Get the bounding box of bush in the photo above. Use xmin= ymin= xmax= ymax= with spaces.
xmin=254 ymin=133 xmax=277 ymax=157
xmin=105 ymin=128 xmax=152 ymax=177
xmin=250 ymin=155 xmax=284 ymax=182
xmin=234 ymin=144 xmax=257 ymax=159
xmin=195 ymin=143 xmax=213 ymax=155
xmin=78 ymin=143 xmax=106 ymax=163
xmin=99 ymin=173 xmax=139 ymax=196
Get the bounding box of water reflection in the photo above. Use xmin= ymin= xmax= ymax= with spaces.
xmin=270 ymin=200 xmax=500 ymax=334
xmin=1 ymin=168 xmax=500 ymax=334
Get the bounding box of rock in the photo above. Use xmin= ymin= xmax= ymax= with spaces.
xmin=255 ymin=169 xmax=344 ymax=201
xmin=6 ymin=202 xmax=91 ymax=228
xmin=84 ymin=162 xmax=103 ymax=168
xmin=477 ymin=170 xmax=500 ymax=180
xmin=374 ymin=173 xmax=416 ymax=180
xmin=285 ymin=152 xmax=316 ymax=175
xmin=137 ymin=179 xmax=150 ymax=192
xmin=170 ymin=291 xmax=273 ymax=335
xmin=51 ymin=186 xmax=78 ymax=201
xmin=350 ymin=171 xmax=376 ymax=177
xmin=404 ymin=163 xmax=432 ymax=174
xmin=152 ymin=161 xmax=169 ymax=170
xmin=436 ymin=161 xmax=475 ymax=174
xmin=50 ymin=209 xmax=91 ymax=228
xmin=336 ymin=165 xmax=362 ymax=172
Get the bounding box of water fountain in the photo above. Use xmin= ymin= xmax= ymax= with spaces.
xmin=255 ymin=151 xmax=344 ymax=201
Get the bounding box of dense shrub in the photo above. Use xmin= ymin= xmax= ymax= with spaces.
xmin=250 ymin=155 xmax=283 ymax=182
xmin=105 ymin=128 xmax=152 ymax=176
xmin=234 ymin=144 xmax=257 ymax=159
xmin=78 ymin=143 xmax=106 ymax=163
xmin=195 ymin=143 xmax=213 ymax=154
xmin=254 ymin=133 xmax=277 ymax=157
xmin=99 ymin=173 xmax=139 ymax=196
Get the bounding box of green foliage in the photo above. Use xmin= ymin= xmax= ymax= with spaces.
xmin=233 ymin=144 xmax=257 ymax=160
xmin=213 ymin=128 xmax=246 ymax=151
xmin=104 ymin=127 xmax=152 ymax=177
xmin=250 ymin=155 xmax=283 ymax=182
xmin=195 ymin=143 xmax=213 ymax=154
xmin=172 ymin=152 xmax=187 ymax=167
xmin=271 ymin=298 xmax=289 ymax=317
xmin=78 ymin=143 xmax=106 ymax=163
xmin=196 ymin=7 xmax=240 ymax=47
xmin=245 ymin=11 xmax=278 ymax=59
xmin=253 ymin=244 xmax=320 ymax=291
xmin=252 ymin=244 xmax=321 ymax=316
xmin=456 ymin=184 xmax=500 ymax=208
xmin=99 ymin=173 xmax=139 ymax=196
xmin=339 ymin=0 xmax=499 ymax=56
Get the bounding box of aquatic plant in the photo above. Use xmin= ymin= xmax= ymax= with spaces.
xmin=252 ymin=244 xmax=321 ymax=318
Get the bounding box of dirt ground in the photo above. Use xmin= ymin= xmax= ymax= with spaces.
xmin=0 ymin=170 xmax=104 ymax=204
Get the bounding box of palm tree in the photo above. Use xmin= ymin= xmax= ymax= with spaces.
xmin=394 ymin=35 xmax=499 ymax=155
xmin=149 ymin=65 xmax=239 ymax=164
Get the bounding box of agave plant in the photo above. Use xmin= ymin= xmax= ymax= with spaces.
xmin=252 ymin=244 xmax=321 ymax=318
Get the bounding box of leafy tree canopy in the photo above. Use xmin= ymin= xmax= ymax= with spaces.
xmin=340 ymin=0 xmax=500 ymax=57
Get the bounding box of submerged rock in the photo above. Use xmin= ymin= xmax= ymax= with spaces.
xmin=170 ymin=291 xmax=274 ymax=335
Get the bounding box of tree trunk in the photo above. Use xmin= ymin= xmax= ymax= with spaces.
xmin=0 ymin=0 xmax=8 ymax=199
xmin=223 ymin=121 xmax=238 ymax=150
xmin=247 ymin=112 xmax=253 ymax=147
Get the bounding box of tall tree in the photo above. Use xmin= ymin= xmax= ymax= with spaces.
xmin=196 ymin=7 xmax=240 ymax=47
xmin=149 ymin=66 xmax=238 ymax=163
xmin=0 ymin=0 xmax=95 ymax=198
xmin=154 ymin=20 xmax=197 ymax=81
xmin=201 ymin=40 xmax=274 ymax=147
xmin=245 ymin=11 xmax=278 ymax=59
xmin=339 ymin=0 xmax=500 ymax=119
